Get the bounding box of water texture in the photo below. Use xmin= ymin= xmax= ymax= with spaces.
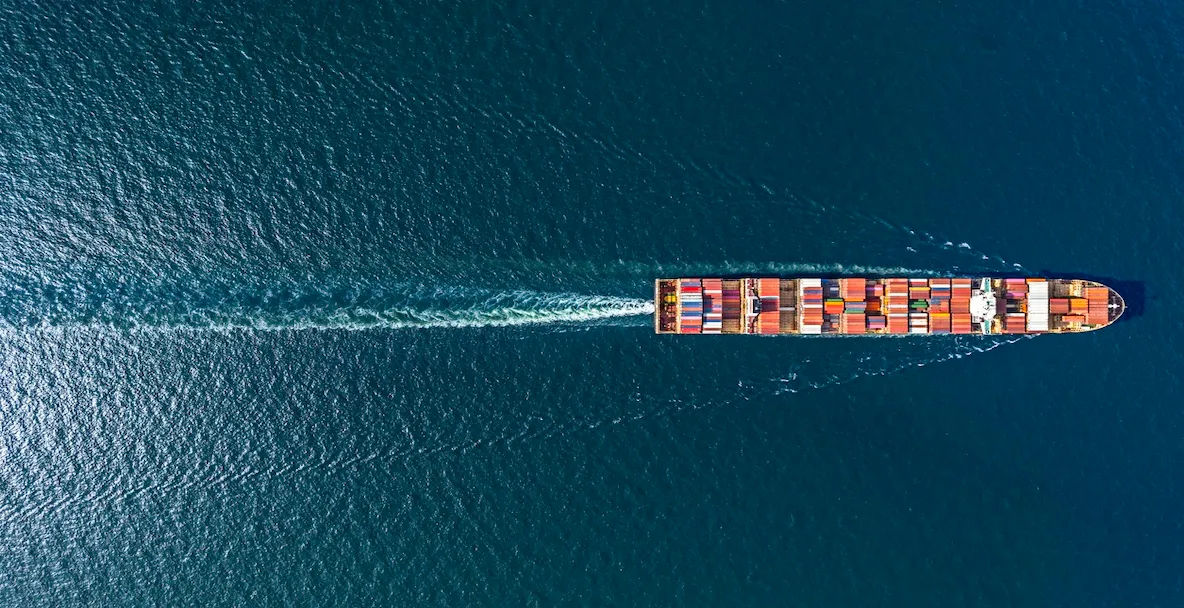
xmin=1 ymin=0 xmax=1182 ymax=606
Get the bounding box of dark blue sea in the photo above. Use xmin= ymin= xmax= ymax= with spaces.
xmin=1 ymin=0 xmax=1181 ymax=605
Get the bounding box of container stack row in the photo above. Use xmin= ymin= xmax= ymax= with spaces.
xmin=842 ymin=312 xmax=866 ymax=334
xmin=909 ymin=279 xmax=929 ymax=334
xmin=821 ymin=280 xmax=842 ymax=333
xmin=702 ymin=279 xmax=723 ymax=334
xmin=840 ymin=278 xmax=868 ymax=334
xmin=1003 ymin=278 xmax=1028 ymax=299
xmin=1003 ymin=312 xmax=1027 ymax=333
xmin=909 ymin=278 xmax=930 ymax=302
xmin=1027 ymin=279 xmax=1049 ymax=332
xmin=839 ymin=278 xmax=866 ymax=301
xmin=799 ymin=279 xmax=823 ymax=334
xmin=1085 ymin=286 xmax=1110 ymax=325
xmin=679 ymin=279 xmax=702 ymax=334
xmin=951 ymin=279 xmax=973 ymax=334
xmin=757 ymin=279 xmax=781 ymax=334
xmin=928 ymin=279 xmax=952 ymax=333
xmin=885 ymin=278 xmax=910 ymax=334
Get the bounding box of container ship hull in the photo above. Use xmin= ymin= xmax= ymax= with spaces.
xmin=654 ymin=277 xmax=1124 ymax=335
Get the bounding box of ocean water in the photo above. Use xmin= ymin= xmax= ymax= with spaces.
xmin=1 ymin=0 xmax=1182 ymax=605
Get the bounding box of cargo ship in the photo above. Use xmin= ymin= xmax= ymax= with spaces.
xmin=654 ymin=277 xmax=1124 ymax=335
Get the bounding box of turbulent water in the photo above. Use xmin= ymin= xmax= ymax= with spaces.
xmin=2 ymin=0 xmax=1183 ymax=606
xmin=0 ymin=281 xmax=655 ymax=331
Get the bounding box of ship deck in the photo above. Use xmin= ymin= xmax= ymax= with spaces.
xmin=654 ymin=277 xmax=1123 ymax=336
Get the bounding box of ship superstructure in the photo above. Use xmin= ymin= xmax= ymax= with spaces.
xmin=654 ymin=277 xmax=1123 ymax=335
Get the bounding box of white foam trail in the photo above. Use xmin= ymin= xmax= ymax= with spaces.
xmin=248 ymin=296 xmax=656 ymax=331
xmin=667 ymin=261 xmax=946 ymax=276
xmin=0 ymin=286 xmax=655 ymax=332
xmin=769 ymin=335 xmax=1030 ymax=395
xmin=561 ymin=260 xmax=950 ymax=277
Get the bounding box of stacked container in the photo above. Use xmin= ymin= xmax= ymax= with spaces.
xmin=841 ymin=281 xmax=868 ymax=334
xmin=909 ymin=312 xmax=928 ymax=333
xmin=909 ymin=277 xmax=930 ymax=301
xmin=679 ymin=279 xmax=702 ymax=334
xmin=951 ymin=278 xmax=973 ymax=334
xmin=800 ymin=278 xmax=823 ymax=334
xmin=1004 ymin=278 xmax=1028 ymax=300
xmin=844 ymin=300 xmax=868 ymax=313
xmin=928 ymin=278 xmax=952 ymax=333
xmin=1026 ymin=279 xmax=1049 ymax=332
xmin=886 ymin=278 xmax=910 ymax=334
xmin=909 ymin=279 xmax=929 ymax=333
xmin=1003 ymin=312 xmax=1027 ymax=334
xmin=702 ymin=279 xmax=724 ymax=334
xmin=1050 ymin=298 xmax=1071 ymax=314
xmin=840 ymin=278 xmax=866 ymax=301
xmin=1085 ymin=286 xmax=1110 ymax=325
xmin=758 ymin=279 xmax=781 ymax=334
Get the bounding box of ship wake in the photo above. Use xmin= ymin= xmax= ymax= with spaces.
xmin=767 ymin=335 xmax=1031 ymax=395
xmin=0 ymin=281 xmax=655 ymax=331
